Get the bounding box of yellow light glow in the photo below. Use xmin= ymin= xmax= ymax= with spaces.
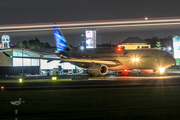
xmin=1 ymin=86 xmax=4 ymax=89
xmin=132 ymin=58 xmax=139 ymax=62
xmin=19 ymin=78 xmax=23 ymax=83
xmin=159 ymin=67 xmax=165 ymax=73
xmin=52 ymin=77 xmax=57 ymax=80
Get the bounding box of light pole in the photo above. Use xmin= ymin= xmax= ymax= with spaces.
xmin=10 ymin=98 xmax=25 ymax=120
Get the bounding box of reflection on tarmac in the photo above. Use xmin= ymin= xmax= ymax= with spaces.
xmin=97 ymin=75 xmax=180 ymax=80
xmin=1 ymin=75 xmax=180 ymax=91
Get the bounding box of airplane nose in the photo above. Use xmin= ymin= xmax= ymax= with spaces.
xmin=171 ymin=57 xmax=176 ymax=65
xmin=168 ymin=56 xmax=176 ymax=67
xmin=162 ymin=56 xmax=176 ymax=68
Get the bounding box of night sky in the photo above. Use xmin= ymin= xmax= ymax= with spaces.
xmin=1 ymin=0 xmax=180 ymax=46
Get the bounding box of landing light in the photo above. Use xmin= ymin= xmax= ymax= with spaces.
xmin=159 ymin=67 xmax=165 ymax=73
xmin=132 ymin=58 xmax=139 ymax=62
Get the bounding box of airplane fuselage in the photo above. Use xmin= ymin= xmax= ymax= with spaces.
xmin=52 ymin=25 xmax=175 ymax=76
xmin=59 ymin=48 xmax=175 ymax=71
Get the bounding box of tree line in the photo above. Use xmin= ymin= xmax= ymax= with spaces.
xmin=15 ymin=36 xmax=173 ymax=49
xmin=95 ymin=36 xmax=173 ymax=48
xmin=144 ymin=36 xmax=172 ymax=48
xmin=16 ymin=38 xmax=52 ymax=49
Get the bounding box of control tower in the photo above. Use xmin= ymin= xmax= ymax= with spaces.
xmin=1 ymin=34 xmax=10 ymax=49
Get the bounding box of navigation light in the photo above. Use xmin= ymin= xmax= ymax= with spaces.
xmin=117 ymin=47 xmax=122 ymax=52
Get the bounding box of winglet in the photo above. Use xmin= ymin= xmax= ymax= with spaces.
xmin=3 ymin=52 xmax=13 ymax=58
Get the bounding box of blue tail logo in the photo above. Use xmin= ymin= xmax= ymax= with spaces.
xmin=53 ymin=24 xmax=70 ymax=52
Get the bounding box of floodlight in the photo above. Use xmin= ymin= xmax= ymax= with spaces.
xmin=80 ymin=46 xmax=84 ymax=50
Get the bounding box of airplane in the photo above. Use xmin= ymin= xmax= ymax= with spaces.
xmin=3 ymin=24 xmax=175 ymax=76
xmin=52 ymin=25 xmax=175 ymax=76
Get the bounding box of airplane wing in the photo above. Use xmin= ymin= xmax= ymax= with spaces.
xmin=3 ymin=52 xmax=62 ymax=61
xmin=3 ymin=52 xmax=122 ymax=66
xmin=60 ymin=58 xmax=122 ymax=66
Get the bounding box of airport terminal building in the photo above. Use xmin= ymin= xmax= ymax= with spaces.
xmin=0 ymin=48 xmax=77 ymax=76
xmin=0 ymin=48 xmax=42 ymax=76
xmin=0 ymin=34 xmax=78 ymax=76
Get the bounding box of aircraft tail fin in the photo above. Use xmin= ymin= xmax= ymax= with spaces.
xmin=53 ymin=24 xmax=72 ymax=52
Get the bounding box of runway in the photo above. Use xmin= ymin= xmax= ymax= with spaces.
xmin=1 ymin=75 xmax=180 ymax=91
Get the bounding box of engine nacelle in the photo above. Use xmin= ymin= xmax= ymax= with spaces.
xmin=87 ymin=64 xmax=108 ymax=76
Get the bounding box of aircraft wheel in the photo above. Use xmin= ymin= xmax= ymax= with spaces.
xmin=88 ymin=73 xmax=93 ymax=77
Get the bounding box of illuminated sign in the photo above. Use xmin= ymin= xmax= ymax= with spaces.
xmin=173 ymin=36 xmax=180 ymax=58
xmin=86 ymin=30 xmax=96 ymax=48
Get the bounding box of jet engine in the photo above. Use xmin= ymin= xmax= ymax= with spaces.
xmin=87 ymin=64 xmax=108 ymax=76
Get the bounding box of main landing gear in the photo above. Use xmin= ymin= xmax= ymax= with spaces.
xmin=117 ymin=71 xmax=130 ymax=76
